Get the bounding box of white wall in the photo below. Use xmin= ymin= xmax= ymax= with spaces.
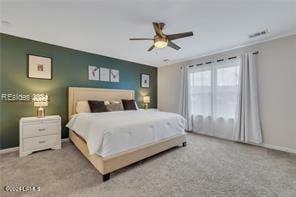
xmin=158 ymin=35 xmax=296 ymax=152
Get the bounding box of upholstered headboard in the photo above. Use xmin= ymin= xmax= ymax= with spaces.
xmin=68 ymin=87 xmax=135 ymax=119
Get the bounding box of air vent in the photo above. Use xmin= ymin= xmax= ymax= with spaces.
xmin=163 ymin=59 xmax=169 ymax=62
xmin=249 ymin=29 xmax=269 ymax=39
xmin=1 ymin=20 xmax=11 ymax=25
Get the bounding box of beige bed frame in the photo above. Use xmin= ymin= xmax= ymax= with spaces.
xmin=68 ymin=87 xmax=187 ymax=181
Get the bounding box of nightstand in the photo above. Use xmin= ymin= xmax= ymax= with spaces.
xmin=19 ymin=115 xmax=61 ymax=157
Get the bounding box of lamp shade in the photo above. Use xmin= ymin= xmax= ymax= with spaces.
xmin=143 ymin=96 xmax=150 ymax=103
xmin=32 ymin=94 xmax=48 ymax=107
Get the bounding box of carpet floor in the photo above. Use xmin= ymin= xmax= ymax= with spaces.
xmin=0 ymin=133 xmax=295 ymax=197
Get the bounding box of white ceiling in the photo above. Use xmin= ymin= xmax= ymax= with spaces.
xmin=1 ymin=0 xmax=296 ymax=67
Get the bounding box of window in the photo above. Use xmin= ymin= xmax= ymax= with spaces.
xmin=189 ymin=59 xmax=240 ymax=119
xmin=189 ymin=67 xmax=212 ymax=116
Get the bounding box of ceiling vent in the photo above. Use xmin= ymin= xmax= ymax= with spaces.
xmin=1 ymin=20 xmax=11 ymax=25
xmin=249 ymin=29 xmax=269 ymax=39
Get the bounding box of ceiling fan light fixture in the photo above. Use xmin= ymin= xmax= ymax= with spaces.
xmin=129 ymin=22 xmax=193 ymax=51
xmin=154 ymin=38 xmax=168 ymax=48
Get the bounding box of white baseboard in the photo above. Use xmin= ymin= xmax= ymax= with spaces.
xmin=0 ymin=147 xmax=19 ymax=154
xmin=260 ymin=143 xmax=296 ymax=154
xmin=61 ymin=138 xmax=69 ymax=142
xmin=191 ymin=132 xmax=296 ymax=154
xmin=0 ymin=138 xmax=70 ymax=154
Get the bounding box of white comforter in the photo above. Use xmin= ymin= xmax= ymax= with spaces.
xmin=66 ymin=110 xmax=186 ymax=157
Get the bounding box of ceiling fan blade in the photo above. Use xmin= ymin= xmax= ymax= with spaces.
xmin=168 ymin=41 xmax=181 ymax=50
xmin=159 ymin=22 xmax=165 ymax=30
xmin=129 ymin=38 xmax=153 ymax=40
xmin=147 ymin=45 xmax=155 ymax=51
xmin=153 ymin=22 xmax=165 ymax=37
xmin=167 ymin=32 xmax=193 ymax=40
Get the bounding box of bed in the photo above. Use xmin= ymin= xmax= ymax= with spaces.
xmin=67 ymin=87 xmax=187 ymax=181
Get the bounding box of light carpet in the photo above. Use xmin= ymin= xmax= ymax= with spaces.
xmin=0 ymin=133 xmax=295 ymax=197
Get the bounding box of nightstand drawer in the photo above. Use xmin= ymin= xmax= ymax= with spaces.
xmin=23 ymin=135 xmax=59 ymax=151
xmin=22 ymin=122 xmax=59 ymax=138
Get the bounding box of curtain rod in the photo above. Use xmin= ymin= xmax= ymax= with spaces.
xmin=185 ymin=51 xmax=259 ymax=68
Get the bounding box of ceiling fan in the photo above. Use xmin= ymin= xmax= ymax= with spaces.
xmin=130 ymin=22 xmax=193 ymax=51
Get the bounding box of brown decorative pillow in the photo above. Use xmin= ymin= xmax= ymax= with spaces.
xmin=106 ymin=103 xmax=124 ymax=112
xmin=121 ymin=99 xmax=137 ymax=110
xmin=88 ymin=100 xmax=108 ymax=113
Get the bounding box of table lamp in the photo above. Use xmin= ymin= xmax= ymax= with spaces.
xmin=32 ymin=94 xmax=48 ymax=118
xmin=143 ymin=96 xmax=150 ymax=109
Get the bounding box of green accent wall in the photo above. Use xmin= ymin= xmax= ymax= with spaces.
xmin=0 ymin=33 xmax=157 ymax=149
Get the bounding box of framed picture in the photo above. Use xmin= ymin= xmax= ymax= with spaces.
xmin=141 ymin=74 xmax=150 ymax=88
xmin=100 ymin=67 xmax=110 ymax=82
xmin=110 ymin=69 xmax=119 ymax=82
xmin=88 ymin=65 xmax=100 ymax=80
xmin=27 ymin=54 xmax=52 ymax=79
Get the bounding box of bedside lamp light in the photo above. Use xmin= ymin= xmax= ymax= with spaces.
xmin=143 ymin=96 xmax=150 ymax=109
xmin=32 ymin=94 xmax=48 ymax=118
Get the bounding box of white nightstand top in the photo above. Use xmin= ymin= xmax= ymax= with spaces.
xmin=20 ymin=115 xmax=61 ymax=122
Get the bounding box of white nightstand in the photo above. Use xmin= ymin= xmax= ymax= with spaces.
xmin=19 ymin=115 xmax=61 ymax=157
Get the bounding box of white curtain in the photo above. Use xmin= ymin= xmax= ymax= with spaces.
xmin=188 ymin=59 xmax=241 ymax=140
xmin=233 ymin=53 xmax=262 ymax=144
xmin=179 ymin=66 xmax=192 ymax=131
xmin=180 ymin=54 xmax=262 ymax=143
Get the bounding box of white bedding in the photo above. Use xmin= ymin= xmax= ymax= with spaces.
xmin=66 ymin=110 xmax=186 ymax=157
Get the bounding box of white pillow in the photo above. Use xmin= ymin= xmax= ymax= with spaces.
xmin=135 ymin=101 xmax=140 ymax=110
xmin=76 ymin=100 xmax=110 ymax=113
xmin=110 ymin=100 xmax=121 ymax=104
xmin=76 ymin=101 xmax=90 ymax=113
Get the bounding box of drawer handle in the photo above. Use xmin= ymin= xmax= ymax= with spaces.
xmin=38 ymin=140 xmax=46 ymax=144
xmin=38 ymin=128 xmax=46 ymax=131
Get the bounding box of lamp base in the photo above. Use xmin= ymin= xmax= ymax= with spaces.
xmin=144 ymin=103 xmax=148 ymax=110
xmin=37 ymin=107 xmax=45 ymax=118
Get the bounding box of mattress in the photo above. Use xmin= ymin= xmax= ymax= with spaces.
xmin=66 ymin=110 xmax=186 ymax=157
